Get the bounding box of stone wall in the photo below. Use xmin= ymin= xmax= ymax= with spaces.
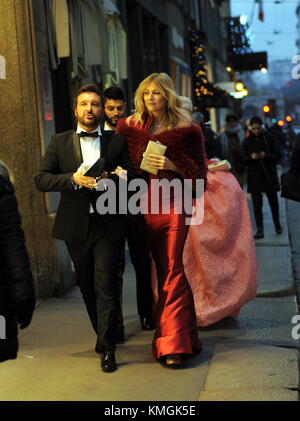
xmin=0 ymin=0 xmax=60 ymax=297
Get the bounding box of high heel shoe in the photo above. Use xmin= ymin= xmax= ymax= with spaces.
xmin=165 ymin=354 xmax=182 ymax=367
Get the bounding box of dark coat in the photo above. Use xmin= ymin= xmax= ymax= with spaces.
xmin=34 ymin=130 xmax=134 ymax=242
xmin=240 ymin=132 xmax=281 ymax=193
xmin=290 ymin=145 xmax=300 ymax=176
xmin=200 ymin=124 xmax=222 ymax=160
xmin=0 ymin=162 xmax=35 ymax=361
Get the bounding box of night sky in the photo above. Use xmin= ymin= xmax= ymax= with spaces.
xmin=231 ymin=0 xmax=299 ymax=61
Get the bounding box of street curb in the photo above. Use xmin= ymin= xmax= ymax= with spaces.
xmin=256 ymin=285 xmax=296 ymax=298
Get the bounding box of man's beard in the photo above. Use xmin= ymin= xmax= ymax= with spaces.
xmin=105 ymin=115 xmax=119 ymax=128
xmin=77 ymin=113 xmax=101 ymax=128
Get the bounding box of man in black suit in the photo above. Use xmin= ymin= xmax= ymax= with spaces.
xmin=35 ymin=84 xmax=133 ymax=372
xmin=103 ymin=87 xmax=155 ymax=333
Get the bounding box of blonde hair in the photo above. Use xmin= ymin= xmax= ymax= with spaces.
xmin=133 ymin=73 xmax=191 ymax=128
xmin=178 ymin=96 xmax=193 ymax=115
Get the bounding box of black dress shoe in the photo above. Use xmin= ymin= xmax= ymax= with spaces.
xmin=275 ymin=223 xmax=282 ymax=234
xmin=100 ymin=351 xmax=117 ymax=373
xmin=140 ymin=316 xmax=156 ymax=331
xmin=254 ymin=228 xmax=264 ymax=239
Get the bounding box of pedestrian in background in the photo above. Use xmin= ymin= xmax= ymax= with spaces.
xmin=280 ymin=141 xmax=300 ymax=203
xmin=217 ymin=114 xmax=247 ymax=187
xmin=0 ymin=160 xmax=35 ymax=362
xmin=290 ymin=141 xmax=300 ymax=176
xmin=117 ymin=73 xmax=206 ymax=367
xmin=285 ymin=122 xmax=296 ymax=156
xmin=241 ymin=116 xmax=282 ymax=239
xmin=192 ymin=111 xmax=222 ymax=159
xmin=177 ymin=98 xmax=222 ymax=160
xmin=269 ymin=122 xmax=289 ymax=168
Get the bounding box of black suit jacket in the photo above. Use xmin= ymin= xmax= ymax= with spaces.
xmin=35 ymin=130 xmax=134 ymax=242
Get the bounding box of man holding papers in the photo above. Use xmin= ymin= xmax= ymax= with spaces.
xmin=35 ymin=84 xmax=133 ymax=372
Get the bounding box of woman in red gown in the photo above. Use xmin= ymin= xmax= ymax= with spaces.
xmin=117 ymin=73 xmax=207 ymax=367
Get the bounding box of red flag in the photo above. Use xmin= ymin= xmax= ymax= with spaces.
xmin=257 ymin=0 xmax=264 ymax=22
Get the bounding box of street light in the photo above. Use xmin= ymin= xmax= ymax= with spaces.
xmin=262 ymin=104 xmax=270 ymax=114
xmin=235 ymin=81 xmax=244 ymax=91
xmin=239 ymin=15 xmax=248 ymax=26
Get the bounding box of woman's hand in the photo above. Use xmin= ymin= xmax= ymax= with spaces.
xmin=111 ymin=166 xmax=128 ymax=180
xmin=146 ymin=154 xmax=179 ymax=172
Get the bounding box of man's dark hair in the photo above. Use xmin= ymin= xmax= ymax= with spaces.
xmin=73 ymin=84 xmax=102 ymax=108
xmin=250 ymin=116 xmax=263 ymax=126
xmin=225 ymin=114 xmax=238 ymax=123
xmin=103 ymin=86 xmax=125 ymax=102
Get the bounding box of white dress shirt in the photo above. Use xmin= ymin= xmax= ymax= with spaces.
xmin=76 ymin=124 xmax=102 ymax=213
xmin=76 ymin=124 xmax=102 ymax=165
xmin=104 ymin=121 xmax=114 ymax=131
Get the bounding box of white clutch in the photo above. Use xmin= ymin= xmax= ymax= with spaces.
xmin=207 ymin=160 xmax=231 ymax=172
xmin=140 ymin=140 xmax=167 ymax=175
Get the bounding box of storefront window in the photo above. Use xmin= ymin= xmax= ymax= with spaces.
xmin=142 ymin=12 xmax=159 ymax=75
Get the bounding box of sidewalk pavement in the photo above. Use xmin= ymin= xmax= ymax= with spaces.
xmin=198 ymin=193 xmax=299 ymax=401
xmin=286 ymin=198 xmax=300 ymax=312
xmin=0 ymin=194 xmax=299 ymax=402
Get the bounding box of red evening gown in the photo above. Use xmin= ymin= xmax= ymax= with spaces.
xmin=151 ymin=169 xmax=258 ymax=327
xmin=142 ymin=190 xmax=201 ymax=359
xmin=117 ymin=118 xmax=206 ymax=359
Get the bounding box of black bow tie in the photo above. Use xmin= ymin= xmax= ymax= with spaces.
xmin=78 ymin=131 xmax=99 ymax=138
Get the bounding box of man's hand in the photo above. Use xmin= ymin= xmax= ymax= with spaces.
xmin=72 ymin=172 xmax=98 ymax=189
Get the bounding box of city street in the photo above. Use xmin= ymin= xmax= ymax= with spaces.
xmin=0 ymin=193 xmax=299 ymax=402
xmin=2 ymin=0 xmax=300 ymax=408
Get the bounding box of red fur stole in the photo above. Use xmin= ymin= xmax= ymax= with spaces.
xmin=117 ymin=119 xmax=207 ymax=187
